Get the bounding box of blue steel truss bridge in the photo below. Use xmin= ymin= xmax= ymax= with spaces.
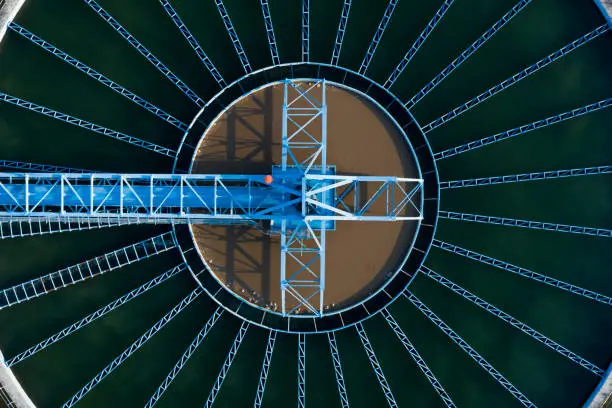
xmin=0 ymin=0 xmax=611 ymax=407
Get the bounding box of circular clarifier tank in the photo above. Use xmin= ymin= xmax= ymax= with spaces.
xmin=189 ymin=80 xmax=421 ymax=314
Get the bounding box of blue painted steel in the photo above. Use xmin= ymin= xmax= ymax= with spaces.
xmin=214 ymin=0 xmax=252 ymax=73
xmin=433 ymin=240 xmax=612 ymax=306
xmin=83 ymin=0 xmax=205 ymax=107
xmin=0 ymin=173 xmax=422 ymax=224
xmin=6 ymin=263 xmax=186 ymax=367
xmin=435 ymin=97 xmax=612 ymax=160
xmin=280 ymin=220 xmax=327 ymax=316
xmin=282 ymin=80 xmax=328 ymax=174
xmin=423 ymin=24 xmax=610 ymax=132
xmin=439 ymin=165 xmax=612 ymax=189
xmin=204 ymin=321 xmax=250 ymax=408
xmin=0 ymin=160 xmax=92 ymax=173
xmin=405 ymin=292 xmax=536 ymax=407
xmin=381 ymin=308 xmax=456 ymax=407
xmin=0 ymin=92 xmax=175 ymax=157
xmin=0 ymin=232 xmax=175 ymax=310
xmin=327 ymin=332 xmax=350 ymax=408
xmin=420 ymin=266 xmax=604 ymax=376
xmin=303 ymin=174 xmax=424 ymax=221
xmin=0 ymin=173 xmax=291 ymax=221
xmin=61 ymin=287 xmax=202 ymax=408
xmin=159 ymin=0 xmax=226 ymax=88
xmin=355 ymin=323 xmax=398 ymax=408
xmin=358 ymin=0 xmax=399 ymax=75
xmin=281 ymin=79 xmax=327 ymax=316
xmin=405 ymin=0 xmax=532 ymax=110
xmin=254 ymin=330 xmax=277 ymax=408
xmin=260 ymin=0 xmax=280 ymax=66
xmin=384 ymin=0 xmax=456 ymax=89
xmin=298 ymin=333 xmax=306 ymax=408
xmin=146 ymin=307 xmax=224 ymax=407
xmin=302 ymin=0 xmax=310 ymax=63
xmin=9 ymin=23 xmax=188 ymax=131
xmin=331 ymin=0 xmax=351 ymax=66
xmin=0 ymin=216 xmax=139 ymax=240
xmin=439 ymin=211 xmax=612 ymax=238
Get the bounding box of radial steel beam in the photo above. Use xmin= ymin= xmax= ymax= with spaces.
xmin=420 ymin=266 xmax=604 ymax=376
xmin=331 ymin=0 xmax=351 ymax=66
xmin=433 ymin=240 xmax=612 ymax=306
xmin=439 ymin=165 xmax=612 ymax=189
xmin=0 ymin=173 xmax=422 ymax=223
xmin=0 ymin=232 xmax=175 ymax=310
xmin=83 ymin=0 xmax=205 ymax=107
xmin=61 ymin=287 xmax=203 ymax=408
xmin=303 ymin=175 xmax=423 ymax=221
xmin=146 ymin=307 xmax=224 ymax=408
xmin=405 ymin=0 xmax=532 ymax=110
xmin=282 ymin=79 xmax=327 ymax=174
xmin=254 ymin=330 xmax=277 ymax=408
xmin=302 ymin=0 xmax=310 ymax=63
xmin=381 ymin=309 xmax=456 ymax=407
xmin=0 ymin=216 xmax=139 ymax=240
xmin=298 ymin=333 xmax=306 ymax=408
xmin=6 ymin=263 xmax=187 ymax=367
xmin=423 ymin=24 xmax=610 ymax=132
xmin=384 ymin=0 xmax=456 ymax=89
xmin=355 ymin=323 xmax=398 ymax=408
xmin=158 ymin=0 xmax=226 ymax=88
xmin=327 ymin=332 xmax=350 ymax=408
xmin=405 ymin=291 xmax=536 ymax=407
xmin=0 ymin=92 xmax=176 ymax=157
xmin=0 ymin=173 xmax=298 ymax=222
xmin=214 ymin=0 xmax=252 ymax=73
xmin=435 ymin=97 xmax=612 ymax=160
xmin=0 ymin=160 xmax=93 ymax=173
xmin=204 ymin=321 xmax=250 ymax=408
xmin=358 ymin=0 xmax=399 ymax=75
xmin=260 ymin=0 xmax=280 ymax=66
xmin=280 ymin=220 xmax=326 ymax=316
xmin=439 ymin=211 xmax=612 ymax=238
xmin=9 ymin=23 xmax=188 ymax=131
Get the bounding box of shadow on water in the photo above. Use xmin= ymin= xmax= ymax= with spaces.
xmin=193 ymin=87 xmax=277 ymax=174
xmin=191 ymin=86 xmax=278 ymax=306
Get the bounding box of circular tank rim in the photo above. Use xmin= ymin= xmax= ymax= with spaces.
xmin=171 ymin=62 xmax=440 ymax=333
xmin=185 ymin=77 xmax=424 ymax=319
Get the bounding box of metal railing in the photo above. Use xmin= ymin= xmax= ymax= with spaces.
xmin=0 ymin=384 xmax=17 ymax=408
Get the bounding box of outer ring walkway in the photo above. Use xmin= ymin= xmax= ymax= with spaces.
xmin=593 ymin=0 xmax=612 ymax=27
xmin=0 ymin=348 xmax=35 ymax=408
xmin=0 ymin=0 xmax=26 ymax=42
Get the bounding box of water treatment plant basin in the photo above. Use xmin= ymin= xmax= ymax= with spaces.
xmin=0 ymin=0 xmax=612 ymax=407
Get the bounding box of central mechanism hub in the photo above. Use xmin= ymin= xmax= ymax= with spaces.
xmin=189 ymin=78 xmax=424 ymax=318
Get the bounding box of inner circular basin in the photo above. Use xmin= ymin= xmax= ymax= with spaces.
xmin=189 ymin=80 xmax=420 ymax=314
